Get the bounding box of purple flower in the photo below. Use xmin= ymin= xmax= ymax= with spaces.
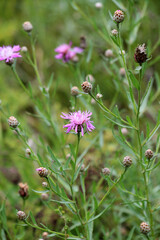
xmin=55 ymin=42 xmax=83 ymax=62
xmin=61 ymin=110 xmax=95 ymax=136
xmin=0 ymin=45 xmax=21 ymax=63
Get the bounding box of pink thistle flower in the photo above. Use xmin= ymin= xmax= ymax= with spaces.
xmin=0 ymin=45 xmax=21 ymax=63
xmin=55 ymin=42 xmax=83 ymax=62
xmin=61 ymin=110 xmax=95 ymax=136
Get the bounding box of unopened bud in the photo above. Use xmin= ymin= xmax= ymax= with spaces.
xmin=17 ymin=211 xmax=26 ymax=220
xmin=42 ymin=232 xmax=48 ymax=239
xmin=111 ymin=29 xmax=118 ymax=36
xmin=121 ymin=127 xmax=128 ymax=135
xmin=81 ymin=81 xmax=92 ymax=93
xmin=113 ymin=10 xmax=125 ymax=23
xmin=18 ymin=182 xmax=29 ymax=199
xmin=71 ymin=86 xmax=79 ymax=96
xmin=22 ymin=21 xmax=33 ymax=32
xmin=119 ymin=68 xmax=125 ymax=77
xmin=96 ymin=93 xmax=103 ymax=99
xmin=140 ymin=222 xmax=150 ymax=235
xmin=102 ymin=168 xmax=110 ymax=176
xmin=123 ymin=156 xmax=132 ymax=167
xmin=5 ymin=59 xmax=14 ymax=66
xmin=41 ymin=193 xmax=49 ymax=201
xmin=8 ymin=116 xmax=19 ymax=128
xmin=25 ymin=148 xmax=31 ymax=158
xmin=36 ymin=167 xmax=48 ymax=178
xmin=42 ymin=182 xmax=48 ymax=187
xmin=105 ymin=49 xmax=113 ymax=58
xmin=95 ymin=2 xmax=103 ymax=9
xmin=80 ymin=36 xmax=87 ymax=49
xmin=134 ymin=44 xmax=147 ymax=64
xmin=145 ymin=149 xmax=153 ymax=160
xmin=21 ymin=46 xmax=28 ymax=53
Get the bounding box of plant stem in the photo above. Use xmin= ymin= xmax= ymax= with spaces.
xmin=11 ymin=67 xmax=29 ymax=95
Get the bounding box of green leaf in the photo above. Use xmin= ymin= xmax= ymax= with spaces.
xmin=29 ymin=211 xmax=37 ymax=226
xmin=104 ymin=115 xmax=132 ymax=129
xmin=140 ymin=77 xmax=153 ymax=115
xmin=128 ymin=71 xmax=140 ymax=90
xmin=127 ymin=227 xmax=136 ymax=240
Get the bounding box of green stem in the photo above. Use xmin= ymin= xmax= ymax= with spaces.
xmin=11 ymin=67 xmax=29 ymax=95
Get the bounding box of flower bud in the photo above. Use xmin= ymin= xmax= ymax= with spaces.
xmin=96 ymin=93 xmax=103 ymax=99
xmin=86 ymin=74 xmax=95 ymax=83
xmin=81 ymin=81 xmax=92 ymax=93
xmin=71 ymin=86 xmax=79 ymax=96
xmin=102 ymin=168 xmax=110 ymax=176
xmin=95 ymin=2 xmax=103 ymax=9
xmin=36 ymin=167 xmax=48 ymax=178
xmin=22 ymin=21 xmax=33 ymax=32
xmin=123 ymin=156 xmax=132 ymax=167
xmin=25 ymin=148 xmax=31 ymax=158
xmin=111 ymin=29 xmax=118 ymax=36
xmin=145 ymin=149 xmax=153 ymax=160
xmin=17 ymin=211 xmax=26 ymax=220
xmin=105 ymin=49 xmax=113 ymax=58
xmin=113 ymin=10 xmax=125 ymax=23
xmin=121 ymin=127 xmax=128 ymax=135
xmin=5 ymin=59 xmax=14 ymax=66
xmin=42 ymin=182 xmax=48 ymax=187
xmin=8 ymin=116 xmax=19 ymax=128
xmin=41 ymin=193 xmax=49 ymax=201
xmin=21 ymin=46 xmax=28 ymax=53
xmin=119 ymin=68 xmax=125 ymax=77
xmin=66 ymin=153 xmax=71 ymax=159
xmin=134 ymin=44 xmax=147 ymax=64
xmin=18 ymin=182 xmax=29 ymax=199
xmin=140 ymin=222 xmax=150 ymax=235
xmin=42 ymin=232 xmax=48 ymax=239
xmin=80 ymin=36 xmax=87 ymax=49
xmin=78 ymin=163 xmax=85 ymax=172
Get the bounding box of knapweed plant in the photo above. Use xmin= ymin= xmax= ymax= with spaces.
xmin=0 ymin=1 xmax=160 ymax=240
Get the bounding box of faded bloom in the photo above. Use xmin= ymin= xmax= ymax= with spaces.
xmin=22 ymin=21 xmax=33 ymax=32
xmin=105 ymin=49 xmax=113 ymax=58
xmin=102 ymin=168 xmax=110 ymax=176
xmin=61 ymin=110 xmax=95 ymax=136
xmin=55 ymin=42 xmax=83 ymax=62
xmin=0 ymin=46 xmax=21 ymax=63
xmin=145 ymin=149 xmax=153 ymax=160
xmin=96 ymin=93 xmax=103 ymax=99
xmin=81 ymin=81 xmax=92 ymax=93
xmin=140 ymin=222 xmax=150 ymax=235
xmin=36 ymin=167 xmax=48 ymax=178
xmin=95 ymin=2 xmax=103 ymax=9
xmin=113 ymin=10 xmax=125 ymax=23
xmin=134 ymin=44 xmax=147 ymax=64
xmin=71 ymin=86 xmax=79 ymax=96
xmin=86 ymin=74 xmax=95 ymax=83
xmin=17 ymin=211 xmax=26 ymax=220
xmin=8 ymin=116 xmax=19 ymax=128
xmin=111 ymin=29 xmax=118 ymax=36
xmin=123 ymin=156 xmax=132 ymax=167
xmin=41 ymin=193 xmax=49 ymax=201
xmin=18 ymin=182 xmax=29 ymax=199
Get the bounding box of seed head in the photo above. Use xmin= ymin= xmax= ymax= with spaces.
xmin=18 ymin=182 xmax=29 ymax=199
xmin=102 ymin=168 xmax=110 ymax=176
xmin=36 ymin=167 xmax=48 ymax=178
xmin=8 ymin=116 xmax=19 ymax=128
xmin=145 ymin=149 xmax=153 ymax=160
xmin=41 ymin=193 xmax=49 ymax=201
xmin=42 ymin=232 xmax=48 ymax=239
xmin=140 ymin=222 xmax=150 ymax=235
xmin=17 ymin=211 xmax=26 ymax=220
xmin=111 ymin=29 xmax=118 ymax=36
xmin=96 ymin=93 xmax=103 ymax=99
xmin=21 ymin=46 xmax=28 ymax=53
xmin=113 ymin=10 xmax=125 ymax=23
xmin=119 ymin=68 xmax=126 ymax=77
xmin=81 ymin=81 xmax=92 ymax=93
xmin=22 ymin=21 xmax=33 ymax=32
xmin=105 ymin=49 xmax=113 ymax=58
xmin=123 ymin=156 xmax=132 ymax=167
xmin=86 ymin=74 xmax=95 ymax=83
xmin=42 ymin=182 xmax=48 ymax=187
xmin=71 ymin=86 xmax=79 ymax=96
xmin=134 ymin=44 xmax=147 ymax=64
xmin=25 ymin=148 xmax=31 ymax=158
xmin=95 ymin=2 xmax=103 ymax=9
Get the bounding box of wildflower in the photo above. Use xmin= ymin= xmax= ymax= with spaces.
xmin=17 ymin=211 xmax=26 ymax=220
xmin=102 ymin=168 xmax=110 ymax=176
xmin=95 ymin=2 xmax=103 ymax=9
xmin=140 ymin=222 xmax=150 ymax=235
xmin=8 ymin=116 xmax=19 ymax=128
xmin=18 ymin=182 xmax=29 ymax=199
xmin=36 ymin=167 xmax=48 ymax=178
xmin=71 ymin=86 xmax=79 ymax=96
xmin=0 ymin=46 xmax=21 ymax=64
xmin=61 ymin=110 xmax=95 ymax=136
xmin=134 ymin=44 xmax=147 ymax=64
xmin=105 ymin=49 xmax=113 ymax=58
xmin=55 ymin=42 xmax=83 ymax=62
xmin=113 ymin=10 xmax=125 ymax=23
xmin=123 ymin=156 xmax=132 ymax=167
xmin=145 ymin=149 xmax=153 ymax=160
xmin=81 ymin=81 xmax=92 ymax=93
xmin=22 ymin=21 xmax=33 ymax=32
xmin=111 ymin=29 xmax=118 ymax=36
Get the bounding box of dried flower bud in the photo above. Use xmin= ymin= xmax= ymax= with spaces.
xmin=111 ymin=29 xmax=118 ymax=36
xmin=140 ymin=222 xmax=150 ymax=235
xmin=17 ymin=211 xmax=26 ymax=220
xmin=119 ymin=68 xmax=125 ymax=77
xmin=96 ymin=93 xmax=103 ymax=99
xmin=105 ymin=49 xmax=113 ymax=58
xmin=42 ymin=182 xmax=48 ymax=187
xmin=18 ymin=182 xmax=29 ymax=199
xmin=123 ymin=156 xmax=132 ymax=167
xmin=42 ymin=232 xmax=48 ymax=239
xmin=113 ymin=10 xmax=125 ymax=23
xmin=145 ymin=149 xmax=153 ymax=160
xmin=41 ymin=193 xmax=49 ymax=201
xmin=80 ymin=36 xmax=87 ymax=49
xmin=86 ymin=74 xmax=95 ymax=83
xmin=21 ymin=46 xmax=28 ymax=53
xmin=36 ymin=167 xmax=48 ymax=178
xmin=95 ymin=2 xmax=103 ymax=9
xmin=22 ymin=21 xmax=33 ymax=32
xmin=8 ymin=116 xmax=19 ymax=128
xmin=121 ymin=127 xmax=128 ymax=135
xmin=134 ymin=44 xmax=147 ymax=64
xmin=102 ymin=168 xmax=110 ymax=176
xmin=25 ymin=148 xmax=31 ymax=158
xmin=71 ymin=86 xmax=79 ymax=96
xmin=81 ymin=81 xmax=92 ymax=93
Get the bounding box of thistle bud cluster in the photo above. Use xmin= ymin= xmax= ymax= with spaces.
xmin=140 ymin=222 xmax=150 ymax=235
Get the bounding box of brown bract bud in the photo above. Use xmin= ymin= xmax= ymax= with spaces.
xmin=71 ymin=86 xmax=79 ymax=96
xmin=36 ymin=167 xmax=48 ymax=178
xmin=17 ymin=211 xmax=26 ymax=220
xmin=80 ymin=36 xmax=87 ymax=49
xmin=81 ymin=81 xmax=92 ymax=93
xmin=113 ymin=10 xmax=125 ymax=23
xmin=22 ymin=21 xmax=33 ymax=32
xmin=42 ymin=182 xmax=48 ymax=187
xmin=123 ymin=156 xmax=132 ymax=167
xmin=8 ymin=116 xmax=19 ymax=128
xmin=18 ymin=182 xmax=29 ymax=199
xmin=140 ymin=222 xmax=150 ymax=235
xmin=134 ymin=44 xmax=147 ymax=64
xmin=145 ymin=149 xmax=153 ymax=160
xmin=102 ymin=168 xmax=110 ymax=176
xmin=41 ymin=193 xmax=49 ymax=201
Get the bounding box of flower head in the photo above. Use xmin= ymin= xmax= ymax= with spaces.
xmin=0 ymin=45 xmax=21 ymax=63
xmin=61 ymin=110 xmax=95 ymax=136
xmin=36 ymin=167 xmax=48 ymax=178
xmin=55 ymin=42 xmax=83 ymax=62
xmin=134 ymin=44 xmax=147 ymax=64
